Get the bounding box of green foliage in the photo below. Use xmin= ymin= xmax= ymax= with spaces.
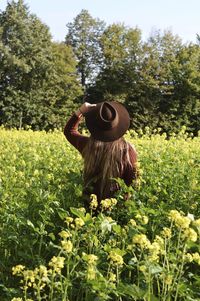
xmin=0 ymin=3 xmax=199 ymax=133
xmin=0 ymin=0 xmax=82 ymax=130
xmin=88 ymin=23 xmax=142 ymax=102
xmin=65 ymin=9 xmax=105 ymax=88
xmin=0 ymin=128 xmax=199 ymax=300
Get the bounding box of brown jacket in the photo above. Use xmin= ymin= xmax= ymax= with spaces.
xmin=64 ymin=114 xmax=138 ymax=201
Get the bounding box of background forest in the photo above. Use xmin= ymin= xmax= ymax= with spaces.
xmin=0 ymin=0 xmax=200 ymax=134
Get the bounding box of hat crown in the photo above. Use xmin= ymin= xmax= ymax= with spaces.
xmin=101 ymin=102 xmax=116 ymax=121
xmin=85 ymin=101 xmax=130 ymax=142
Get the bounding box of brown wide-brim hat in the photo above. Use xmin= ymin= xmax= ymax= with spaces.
xmin=85 ymin=101 xmax=130 ymax=142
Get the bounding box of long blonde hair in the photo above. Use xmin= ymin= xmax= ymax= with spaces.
xmin=82 ymin=136 xmax=133 ymax=200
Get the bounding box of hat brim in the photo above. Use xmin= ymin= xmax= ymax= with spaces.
xmin=85 ymin=101 xmax=130 ymax=142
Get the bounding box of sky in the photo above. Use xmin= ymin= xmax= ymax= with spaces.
xmin=0 ymin=0 xmax=199 ymax=43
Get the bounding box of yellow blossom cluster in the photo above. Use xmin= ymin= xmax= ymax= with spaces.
xmin=148 ymin=242 xmax=162 ymax=262
xmin=82 ymin=253 xmax=98 ymax=265
xmin=12 ymin=264 xmax=49 ymax=291
xmin=169 ymin=210 xmax=191 ymax=229
xmin=183 ymin=228 xmax=198 ymax=242
xmin=12 ymin=265 xmax=25 ymax=275
xmin=65 ymin=217 xmax=73 ymax=225
xmin=108 ymin=251 xmax=124 ymax=266
xmin=23 ymin=269 xmax=36 ymax=286
xmin=161 ymin=227 xmax=172 ymax=239
xmin=139 ymin=265 xmax=147 ymax=273
xmin=61 ymin=240 xmax=73 ymax=253
xmin=193 ymin=218 xmax=200 ymax=227
xmin=108 ymin=272 xmax=117 ymax=282
xmin=132 ymin=234 xmax=151 ymax=249
xmin=132 ymin=234 xmax=164 ymax=262
xmin=87 ymin=266 xmax=96 ymax=280
xmin=135 ymin=213 xmax=149 ymax=225
xmin=82 ymin=253 xmax=98 ymax=280
xmin=87 ymin=254 xmax=98 ymax=265
xmin=90 ymin=194 xmax=98 ymax=210
xmin=161 ymin=274 xmax=173 ymax=286
xmin=48 ymin=256 xmax=65 ymax=273
xmin=75 ymin=217 xmax=85 ymax=228
xmin=184 ymin=252 xmax=200 ymax=264
xmin=59 ymin=230 xmax=72 ymax=239
xmin=101 ymin=198 xmax=117 ymax=210
xmin=129 ymin=219 xmax=137 ymax=226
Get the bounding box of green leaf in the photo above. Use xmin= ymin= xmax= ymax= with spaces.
xmin=148 ymin=264 xmax=163 ymax=275
xmin=70 ymin=207 xmax=85 ymax=218
xmin=117 ymin=283 xmax=146 ymax=299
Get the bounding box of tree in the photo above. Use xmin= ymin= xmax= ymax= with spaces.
xmin=87 ymin=23 xmax=142 ymax=102
xmin=0 ymin=0 xmax=52 ymax=127
xmin=49 ymin=42 xmax=83 ymax=128
xmin=0 ymin=0 xmax=82 ymax=129
xmin=65 ymin=9 xmax=105 ymax=89
xmin=126 ymin=30 xmax=185 ymax=131
xmin=173 ymin=44 xmax=200 ymax=133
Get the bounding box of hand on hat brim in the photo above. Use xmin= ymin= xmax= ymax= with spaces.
xmin=80 ymin=102 xmax=97 ymax=115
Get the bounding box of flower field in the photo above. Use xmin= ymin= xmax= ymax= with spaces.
xmin=0 ymin=127 xmax=200 ymax=301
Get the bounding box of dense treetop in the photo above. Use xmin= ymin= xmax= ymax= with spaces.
xmin=0 ymin=1 xmax=199 ymax=134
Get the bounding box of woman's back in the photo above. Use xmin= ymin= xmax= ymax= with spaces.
xmin=64 ymin=101 xmax=138 ymax=207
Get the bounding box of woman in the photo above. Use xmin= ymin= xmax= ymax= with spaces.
xmin=64 ymin=101 xmax=138 ymax=209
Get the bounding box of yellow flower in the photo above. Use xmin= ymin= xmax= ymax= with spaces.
xmin=110 ymin=198 xmax=117 ymax=206
xmin=193 ymin=218 xmax=200 ymax=227
xmin=108 ymin=272 xmax=117 ymax=282
xmin=75 ymin=217 xmax=85 ymax=228
xmin=82 ymin=253 xmax=98 ymax=265
xmin=184 ymin=253 xmax=193 ymax=263
xmin=90 ymin=194 xmax=98 ymax=210
xmin=12 ymin=264 xmax=25 ymax=275
xmin=139 ymin=265 xmax=147 ymax=273
xmin=61 ymin=240 xmax=73 ymax=253
xmin=169 ymin=210 xmax=191 ymax=229
xmin=183 ymin=228 xmax=198 ymax=242
xmin=65 ymin=217 xmax=73 ymax=224
xmin=38 ymin=265 xmax=48 ymax=280
xmin=148 ymin=241 xmax=162 ymax=262
xmin=129 ymin=219 xmax=137 ymax=227
xmin=79 ymin=207 xmax=86 ymax=213
xmin=133 ymin=234 xmax=151 ymax=249
xmin=33 ymin=169 xmax=39 ymax=176
xmin=155 ymin=235 xmax=164 ymax=246
xmin=101 ymin=198 xmax=117 ymax=210
xmin=87 ymin=266 xmax=96 ymax=280
xmin=101 ymin=198 xmax=112 ymax=210
xmin=161 ymin=227 xmax=172 ymax=239
xmin=49 ymin=256 xmax=65 ymax=273
xmin=108 ymin=251 xmax=124 ymax=266
xmin=192 ymin=253 xmax=200 ymax=265
xmin=135 ymin=214 xmax=148 ymax=225
xmin=23 ymin=270 xmax=35 ymax=283
xmin=87 ymin=254 xmax=98 ymax=265
xmin=164 ymin=275 xmax=173 ymax=286
xmin=59 ymin=230 xmax=72 ymax=239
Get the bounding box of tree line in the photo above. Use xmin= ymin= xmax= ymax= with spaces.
xmin=0 ymin=0 xmax=200 ymax=133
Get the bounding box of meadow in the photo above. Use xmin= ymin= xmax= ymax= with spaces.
xmin=0 ymin=127 xmax=199 ymax=301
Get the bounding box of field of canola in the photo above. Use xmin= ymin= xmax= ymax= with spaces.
xmin=0 ymin=127 xmax=199 ymax=301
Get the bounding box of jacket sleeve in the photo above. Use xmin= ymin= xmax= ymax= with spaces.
xmin=123 ymin=144 xmax=139 ymax=186
xmin=63 ymin=113 xmax=89 ymax=154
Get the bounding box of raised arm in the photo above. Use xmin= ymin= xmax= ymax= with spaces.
xmin=64 ymin=102 xmax=96 ymax=154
